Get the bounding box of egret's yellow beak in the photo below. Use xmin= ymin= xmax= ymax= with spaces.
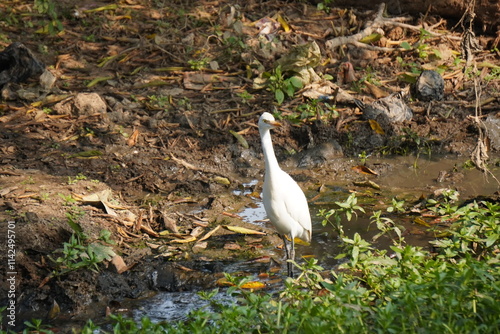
xmin=265 ymin=119 xmax=281 ymax=127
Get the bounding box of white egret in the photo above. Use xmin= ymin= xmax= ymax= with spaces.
xmin=258 ymin=112 xmax=312 ymax=277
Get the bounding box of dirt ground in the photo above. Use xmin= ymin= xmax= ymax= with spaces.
xmin=1 ymin=0 xmax=499 ymax=329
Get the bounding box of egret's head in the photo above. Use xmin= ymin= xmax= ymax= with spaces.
xmin=258 ymin=112 xmax=281 ymax=130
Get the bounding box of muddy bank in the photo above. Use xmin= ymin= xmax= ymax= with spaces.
xmin=1 ymin=0 xmax=500 ymax=330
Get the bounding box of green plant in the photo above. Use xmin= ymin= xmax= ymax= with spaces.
xmin=188 ymin=57 xmax=210 ymax=70
xmin=58 ymin=193 xmax=76 ymax=206
xmin=318 ymin=193 xmax=366 ymax=236
xmin=148 ymin=94 xmax=170 ymax=109
xmin=387 ymin=197 xmax=406 ymax=213
xmin=430 ymin=200 xmax=500 ymax=259
xmin=21 ymin=176 xmax=35 ymax=185
xmin=370 ymin=210 xmax=404 ymax=245
xmin=237 ymin=90 xmax=254 ymax=104
xmin=400 ymin=29 xmax=441 ymax=61
xmin=34 ymin=0 xmax=63 ymax=34
xmin=36 ymin=192 xmax=50 ymax=202
xmin=317 ymin=0 xmax=334 ymax=13
xmin=67 ymin=173 xmax=87 ymax=185
xmin=68 ymin=195 xmax=500 ymax=333
xmin=263 ymin=65 xmax=303 ymax=105
xmin=426 ymin=188 xmax=460 ymax=215
xmin=290 ymin=99 xmax=337 ymax=122
xmin=358 ymin=151 xmax=369 ymax=165
xmin=23 ymin=318 xmax=54 ymax=333
xmin=379 ymin=128 xmax=432 ymax=166
xmin=48 ymin=208 xmax=114 ymax=276
xmin=222 ymin=35 xmax=248 ymax=60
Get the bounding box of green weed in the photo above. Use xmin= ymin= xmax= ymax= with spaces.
xmin=263 ymin=65 xmax=303 ymax=105
xmin=49 ymin=209 xmax=115 ymax=277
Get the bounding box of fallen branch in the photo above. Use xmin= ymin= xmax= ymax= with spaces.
xmin=325 ymin=3 xmax=459 ymax=52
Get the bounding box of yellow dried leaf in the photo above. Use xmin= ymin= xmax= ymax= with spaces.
xmin=359 ymin=33 xmax=382 ymax=44
xmin=171 ymin=236 xmax=197 ymax=243
xmin=223 ymin=225 xmax=266 ymax=235
xmin=83 ymin=4 xmax=118 ymax=13
xmin=276 ymin=14 xmax=290 ymax=32
xmin=216 ymin=277 xmax=234 ymax=287
xmin=214 ymin=176 xmax=231 ymax=185
xmin=47 ymin=300 xmax=60 ymax=320
xmin=293 ymin=237 xmax=310 ymax=246
xmin=413 ymin=217 xmax=430 ymax=227
xmin=368 ymin=119 xmax=385 ymax=135
xmin=241 ymin=281 xmax=266 ymax=290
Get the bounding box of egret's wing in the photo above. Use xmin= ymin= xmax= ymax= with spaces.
xmin=276 ymin=171 xmax=312 ymax=239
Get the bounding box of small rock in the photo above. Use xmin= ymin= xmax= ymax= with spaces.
xmin=74 ymin=92 xmax=107 ymax=116
xmin=413 ymin=70 xmax=444 ymax=101
xmin=40 ymin=69 xmax=56 ymax=90
xmin=17 ymin=88 xmax=39 ymax=100
xmin=355 ymin=91 xmax=413 ymax=123
xmin=484 ymin=113 xmax=500 ymax=150
xmin=296 ymin=139 xmax=343 ymax=168
xmin=0 ymin=42 xmax=45 ymax=87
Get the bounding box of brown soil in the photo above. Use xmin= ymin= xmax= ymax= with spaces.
xmin=0 ymin=0 xmax=499 ymax=330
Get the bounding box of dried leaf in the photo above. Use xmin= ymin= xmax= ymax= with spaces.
xmin=352 ymin=180 xmax=381 ymax=190
xmin=47 ymin=300 xmax=60 ymax=320
xmin=86 ymin=76 xmax=114 ymax=87
xmin=241 ymin=281 xmax=266 ymax=290
xmin=216 ymin=277 xmax=234 ymax=287
xmin=83 ymin=4 xmax=118 ymax=13
xmin=368 ymin=119 xmax=385 ymax=135
xmin=111 ymin=254 xmax=128 ymax=274
xmin=276 ymin=13 xmax=290 ymax=32
xmin=171 ymin=236 xmax=197 ymax=243
xmin=413 ymin=217 xmax=431 ymax=227
xmin=127 ymin=129 xmax=140 ymax=147
xmin=80 ymin=189 xmax=117 ymax=216
xmin=190 ymin=226 xmax=205 ymax=238
xmin=223 ymin=225 xmax=266 ymax=235
xmin=293 ymin=237 xmax=310 ymax=246
xmin=214 ymin=176 xmax=231 ymax=185
xmin=364 ymin=81 xmax=388 ymax=99
xmin=198 ymin=225 xmax=221 ymax=242
xmin=359 ymin=33 xmax=382 ymax=44
xmin=229 ymin=130 xmax=249 ymax=149
xmin=162 ymin=214 xmax=179 ymax=234
xmin=69 ymin=150 xmax=103 ymax=158
xmin=352 ymin=165 xmax=378 ymax=176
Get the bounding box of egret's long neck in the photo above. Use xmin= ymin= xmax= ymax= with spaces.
xmin=260 ymin=128 xmax=280 ymax=176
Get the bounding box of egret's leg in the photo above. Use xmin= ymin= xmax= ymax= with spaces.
xmin=281 ymin=235 xmax=292 ymax=277
xmin=288 ymin=237 xmax=295 ymax=278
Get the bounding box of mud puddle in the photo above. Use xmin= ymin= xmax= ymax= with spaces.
xmin=132 ymin=154 xmax=500 ymax=323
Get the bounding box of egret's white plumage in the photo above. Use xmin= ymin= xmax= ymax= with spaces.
xmin=258 ymin=112 xmax=312 ymax=277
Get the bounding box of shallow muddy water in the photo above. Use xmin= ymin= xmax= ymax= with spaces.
xmin=135 ymin=154 xmax=500 ymax=323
